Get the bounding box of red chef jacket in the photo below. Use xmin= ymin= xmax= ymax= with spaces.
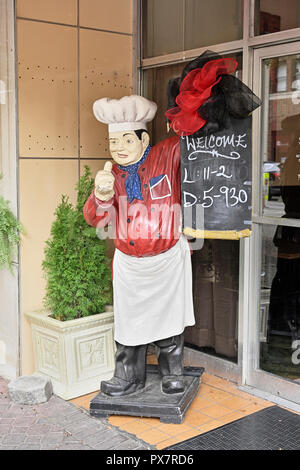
xmin=83 ymin=135 xmax=182 ymax=257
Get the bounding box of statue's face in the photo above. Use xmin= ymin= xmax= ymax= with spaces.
xmin=108 ymin=130 xmax=149 ymax=166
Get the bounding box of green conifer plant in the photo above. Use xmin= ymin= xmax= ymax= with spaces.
xmin=0 ymin=174 xmax=24 ymax=273
xmin=42 ymin=166 xmax=112 ymax=321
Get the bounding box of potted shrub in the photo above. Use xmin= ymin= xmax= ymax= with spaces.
xmin=26 ymin=167 xmax=115 ymax=399
xmin=0 ymin=174 xmax=24 ymax=273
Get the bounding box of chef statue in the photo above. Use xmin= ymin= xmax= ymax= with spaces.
xmin=83 ymin=94 xmax=195 ymax=396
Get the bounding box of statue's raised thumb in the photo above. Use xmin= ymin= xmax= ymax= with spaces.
xmin=104 ymin=161 xmax=113 ymax=173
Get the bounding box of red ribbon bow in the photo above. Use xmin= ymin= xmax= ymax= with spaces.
xmin=165 ymin=58 xmax=238 ymax=136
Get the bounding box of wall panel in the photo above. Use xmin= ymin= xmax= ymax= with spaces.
xmin=80 ymin=29 xmax=132 ymax=157
xmin=17 ymin=1 xmax=133 ymax=376
xmin=17 ymin=0 xmax=78 ymax=25
xmin=79 ymin=0 xmax=132 ymax=33
xmin=19 ymin=159 xmax=78 ymax=374
xmin=17 ymin=20 xmax=78 ymax=157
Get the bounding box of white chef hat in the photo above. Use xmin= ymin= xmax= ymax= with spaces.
xmin=93 ymin=95 xmax=157 ymax=133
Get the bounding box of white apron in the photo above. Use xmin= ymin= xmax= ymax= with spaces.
xmin=113 ymin=236 xmax=195 ymax=346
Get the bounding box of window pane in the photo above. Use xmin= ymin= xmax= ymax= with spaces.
xmin=261 ymin=54 xmax=300 ymax=218
xmin=255 ymin=0 xmax=300 ymax=36
xmin=143 ymin=0 xmax=243 ymax=59
xmin=185 ymin=239 xmax=239 ymax=363
xmin=260 ymin=224 xmax=300 ymax=382
xmin=143 ymin=53 xmax=243 ymax=363
xmin=142 ymin=0 xmax=184 ymax=58
xmin=184 ymin=0 xmax=243 ymax=50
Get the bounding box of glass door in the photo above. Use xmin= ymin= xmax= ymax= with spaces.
xmin=248 ymin=43 xmax=300 ymax=405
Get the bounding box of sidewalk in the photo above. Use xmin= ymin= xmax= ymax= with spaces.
xmin=71 ymin=371 xmax=276 ymax=449
xmin=1 ymin=371 xmax=299 ymax=450
xmin=0 ymin=377 xmax=153 ymax=450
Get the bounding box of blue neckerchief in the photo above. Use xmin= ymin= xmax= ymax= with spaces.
xmin=118 ymin=145 xmax=151 ymax=203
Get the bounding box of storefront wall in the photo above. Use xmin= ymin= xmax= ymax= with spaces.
xmin=1 ymin=0 xmax=300 ymax=410
xmin=14 ymin=0 xmax=134 ymax=375
xmin=140 ymin=0 xmax=300 ymax=409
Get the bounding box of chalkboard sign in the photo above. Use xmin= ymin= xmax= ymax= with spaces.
xmin=181 ymin=116 xmax=252 ymax=240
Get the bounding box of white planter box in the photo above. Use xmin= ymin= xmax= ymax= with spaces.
xmin=25 ymin=308 xmax=115 ymax=400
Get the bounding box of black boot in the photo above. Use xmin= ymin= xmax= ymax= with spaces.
xmin=100 ymin=342 xmax=147 ymax=397
xmin=154 ymin=334 xmax=185 ymax=394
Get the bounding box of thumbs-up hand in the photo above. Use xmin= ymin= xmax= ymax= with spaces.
xmin=94 ymin=161 xmax=115 ymax=201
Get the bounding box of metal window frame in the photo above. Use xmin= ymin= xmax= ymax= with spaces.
xmin=135 ymin=1 xmax=300 ymax=393
xmin=244 ymin=42 xmax=300 ymax=407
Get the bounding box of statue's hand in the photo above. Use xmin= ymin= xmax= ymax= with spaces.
xmin=94 ymin=161 xmax=115 ymax=201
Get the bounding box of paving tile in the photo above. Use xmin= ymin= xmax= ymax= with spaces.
xmin=18 ymin=444 xmax=41 ymax=450
xmin=238 ymin=402 xmax=272 ymax=415
xmin=0 ymin=424 xmax=13 ymax=434
xmin=109 ymin=439 xmax=150 ymax=450
xmin=2 ymin=433 xmax=26 ymax=445
xmin=58 ymin=443 xmax=91 ymax=450
xmin=41 ymin=432 xmax=65 ymax=444
xmin=65 ymin=420 xmax=106 ymax=436
xmin=26 ymin=424 xmax=51 ymax=435
xmin=154 ymin=422 xmax=193 ymax=436
xmin=215 ymin=410 xmax=250 ymax=425
xmin=156 ymin=437 xmax=182 ymax=450
xmin=200 ymin=388 xmax=235 ymax=402
xmin=11 ymin=426 xmax=29 ymax=434
xmin=218 ymin=396 xmax=252 ymax=410
xmin=25 ymin=435 xmax=42 ymax=444
xmin=0 ymin=418 xmax=15 ymax=425
xmin=201 ymin=404 xmax=233 ymax=419
xmin=14 ymin=417 xmax=37 ymax=426
xmin=201 ymin=374 xmax=232 ymax=387
xmin=22 ymin=408 xmax=38 ymax=416
xmin=0 ymin=445 xmax=19 ymax=450
xmin=172 ymin=427 xmax=203 ymax=442
xmin=137 ymin=428 xmax=172 ymax=445
xmin=73 ymin=425 xmax=107 ymax=441
xmin=138 ymin=417 xmax=162 ymax=426
xmin=1 ymin=410 xmax=25 ymax=418
xmin=118 ymin=420 xmax=153 ymax=435
xmin=85 ymin=434 xmax=129 ymax=450
xmin=0 ymin=404 xmax=10 ymax=412
xmin=189 ymin=396 xmax=216 ymax=411
xmin=70 ymin=392 xmax=97 ymax=411
xmin=195 ymin=383 xmax=214 ymax=395
xmin=40 ymin=444 xmax=61 ymax=450
xmin=196 ymin=420 xmax=222 ymax=433
xmin=184 ymin=410 xmax=215 ymax=427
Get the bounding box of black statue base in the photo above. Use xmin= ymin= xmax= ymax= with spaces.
xmin=90 ymin=365 xmax=204 ymax=424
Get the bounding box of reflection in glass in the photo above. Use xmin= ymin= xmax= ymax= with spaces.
xmin=261 ymin=54 xmax=300 ymax=218
xmin=255 ymin=0 xmax=300 ymax=36
xmin=142 ymin=0 xmax=243 ymax=59
xmin=260 ymin=224 xmax=300 ymax=381
xmin=184 ymin=0 xmax=243 ymax=51
xmin=142 ymin=0 xmax=184 ymax=58
xmin=185 ymin=240 xmax=239 ymax=364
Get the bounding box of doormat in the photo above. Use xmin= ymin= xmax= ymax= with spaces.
xmin=166 ymin=406 xmax=300 ymax=450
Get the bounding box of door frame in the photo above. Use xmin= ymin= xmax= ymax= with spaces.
xmin=244 ymin=42 xmax=300 ymax=408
